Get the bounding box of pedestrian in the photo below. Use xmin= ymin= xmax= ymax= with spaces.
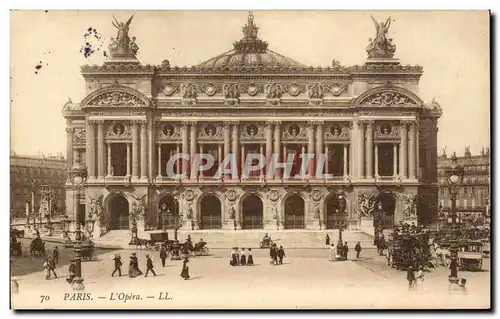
xmin=325 ymin=234 xmax=330 ymax=246
xmin=235 ymin=247 xmax=240 ymax=266
xmin=355 ymin=242 xmax=362 ymax=259
xmin=343 ymin=242 xmax=349 ymax=260
xmin=270 ymin=244 xmax=278 ymax=265
xmin=278 ymin=246 xmax=285 ymax=265
xmin=43 ymin=257 xmax=57 ymax=280
xmin=52 ymin=246 xmax=59 ymax=265
xmin=407 ymin=266 xmax=416 ymax=290
xmin=329 ymin=244 xmax=336 ymax=261
xmin=230 ymin=247 xmax=238 ymax=266
xmin=160 ymin=245 xmax=168 ymax=267
xmin=240 ymin=248 xmax=247 ymax=266
xmin=145 ymin=254 xmax=157 ymax=277
xmin=66 ymin=260 xmax=76 ymax=283
xmin=181 ymin=257 xmax=190 ymax=280
xmin=247 ymin=248 xmax=254 ymax=265
xmin=415 ymin=266 xmax=424 ymax=288
xmin=129 ymin=253 xmax=142 ymax=278
xmin=111 ymin=254 xmax=122 ymax=277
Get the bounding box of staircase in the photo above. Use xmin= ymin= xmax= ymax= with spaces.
xmin=94 ymin=229 xmax=374 ymax=249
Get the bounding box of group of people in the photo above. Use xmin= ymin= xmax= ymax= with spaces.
xmin=269 ymin=244 xmax=285 ymax=265
xmin=230 ymin=247 xmax=254 ymax=266
xmin=327 ymin=241 xmax=362 ymax=261
xmin=406 ymin=266 xmax=425 ymax=290
xmin=111 ymin=252 xmax=190 ymax=280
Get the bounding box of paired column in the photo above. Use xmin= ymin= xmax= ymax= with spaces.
xmin=357 ymin=121 xmax=365 ymax=178
xmin=265 ymin=122 xmax=273 ymax=173
xmin=190 ymin=122 xmax=198 ymax=177
xmin=181 ymin=122 xmax=189 ymax=177
xmin=86 ymin=120 xmax=96 ymax=179
xmin=126 ymin=143 xmax=131 ymax=176
xmin=307 ymin=122 xmax=315 ymax=177
xmin=325 ymin=145 xmax=329 ymax=175
xmin=223 ymin=122 xmax=231 ymax=176
xmin=349 ymin=122 xmax=357 ymax=177
xmin=140 ymin=121 xmax=148 ymax=180
xmin=66 ymin=127 xmax=74 ymax=169
xmin=399 ymin=121 xmax=408 ymax=179
xmin=273 ymin=121 xmax=281 ymax=179
xmin=343 ymin=144 xmax=348 ymax=177
xmin=408 ymin=121 xmax=417 ymax=179
xmin=106 ymin=143 xmax=112 ymax=176
xmin=393 ymin=144 xmax=398 ymax=177
xmin=131 ymin=121 xmax=140 ymax=179
xmin=315 ymin=122 xmax=324 ymax=178
xmin=374 ymin=144 xmax=379 ymax=177
xmin=231 ymin=122 xmax=240 ymax=178
xmin=97 ymin=121 xmax=105 ymax=179
xmin=157 ymin=144 xmax=162 ymax=177
xmin=365 ymin=120 xmax=374 ymax=178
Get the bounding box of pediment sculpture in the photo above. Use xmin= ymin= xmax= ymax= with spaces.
xmin=88 ymin=91 xmax=147 ymax=107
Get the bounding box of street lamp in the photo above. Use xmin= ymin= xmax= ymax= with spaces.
xmin=69 ymin=161 xmax=87 ymax=291
xmin=336 ymin=190 xmax=346 ymax=259
xmin=445 ymin=153 xmax=464 ymax=283
xmin=170 ymin=195 xmax=183 ymax=260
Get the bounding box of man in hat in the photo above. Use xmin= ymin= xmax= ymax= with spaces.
xmin=52 ymin=246 xmax=59 ymax=265
xmin=159 ymin=244 xmax=168 ymax=267
xmin=144 ymin=254 xmax=157 ymax=277
xmin=355 ymin=242 xmax=362 ymax=259
xmin=66 ymin=260 xmax=76 ymax=283
xmin=112 ymin=254 xmax=122 ymax=277
xmin=407 ymin=266 xmax=416 ymax=290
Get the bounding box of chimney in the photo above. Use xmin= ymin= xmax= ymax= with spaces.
xmin=464 ymin=145 xmax=471 ymax=158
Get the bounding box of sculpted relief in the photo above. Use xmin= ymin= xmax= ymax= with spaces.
xmin=88 ymin=91 xmax=147 ymax=107
xmin=357 ymin=193 xmax=376 ymax=218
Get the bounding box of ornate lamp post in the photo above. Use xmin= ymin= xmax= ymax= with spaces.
xmin=336 ymin=190 xmax=346 ymax=259
xmin=445 ymin=153 xmax=464 ymax=283
xmin=170 ymin=195 xmax=183 ymax=260
xmin=69 ymin=161 xmax=87 ymax=291
xmin=129 ymin=206 xmax=139 ymax=246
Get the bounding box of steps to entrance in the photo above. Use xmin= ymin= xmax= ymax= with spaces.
xmin=94 ymin=230 xmax=374 ymax=250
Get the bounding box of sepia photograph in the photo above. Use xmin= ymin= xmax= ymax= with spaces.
xmin=9 ymin=10 xmax=491 ymax=310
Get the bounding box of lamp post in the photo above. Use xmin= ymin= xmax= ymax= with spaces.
xmin=69 ymin=161 xmax=87 ymax=291
xmin=445 ymin=153 xmax=464 ymax=283
xmin=336 ymin=191 xmax=346 ymax=259
xmin=170 ymin=195 xmax=183 ymax=260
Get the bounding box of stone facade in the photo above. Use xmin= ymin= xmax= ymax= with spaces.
xmin=62 ymin=13 xmax=441 ymax=236
xmin=437 ymin=147 xmax=490 ymax=226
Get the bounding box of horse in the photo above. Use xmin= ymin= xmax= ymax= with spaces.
xmin=30 ymin=239 xmax=46 ymax=257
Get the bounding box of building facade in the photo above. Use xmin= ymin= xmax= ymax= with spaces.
xmin=10 ymin=154 xmax=67 ymax=220
xmin=437 ymin=147 xmax=490 ymax=227
xmin=63 ymin=13 xmax=442 ymax=236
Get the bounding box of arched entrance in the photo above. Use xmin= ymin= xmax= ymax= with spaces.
xmin=242 ymin=194 xmax=263 ymax=229
xmin=374 ymin=192 xmax=396 ymax=229
xmin=325 ymin=194 xmax=347 ymax=229
xmin=158 ymin=195 xmax=179 ymax=230
xmin=284 ymin=194 xmax=305 ymax=229
xmin=108 ymin=194 xmax=130 ymax=230
xmin=200 ymin=194 xmax=222 ymax=229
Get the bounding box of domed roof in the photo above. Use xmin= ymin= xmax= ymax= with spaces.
xmin=197 ymin=13 xmax=306 ymax=69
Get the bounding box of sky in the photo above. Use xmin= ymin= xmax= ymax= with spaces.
xmin=10 ymin=10 xmax=490 ymax=158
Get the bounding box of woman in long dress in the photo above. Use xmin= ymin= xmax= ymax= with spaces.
xmin=181 ymin=257 xmax=190 ymax=280
xmin=329 ymin=244 xmax=336 ymax=261
xmin=247 ymin=248 xmax=254 ymax=266
xmin=240 ymin=248 xmax=247 ymax=266
xmin=129 ymin=253 xmax=142 ymax=278
xmin=230 ymin=248 xmax=237 ymax=266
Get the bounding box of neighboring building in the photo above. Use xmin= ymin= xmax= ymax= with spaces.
xmin=10 ymin=153 xmax=67 ymax=220
xmin=437 ymin=147 xmax=490 ymax=227
xmin=62 ymin=13 xmax=441 ymax=237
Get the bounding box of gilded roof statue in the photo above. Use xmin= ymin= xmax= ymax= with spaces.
xmin=109 ymin=15 xmax=139 ymax=57
xmin=366 ymin=15 xmax=396 ymax=59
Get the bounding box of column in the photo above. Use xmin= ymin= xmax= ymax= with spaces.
xmin=126 ymin=143 xmax=131 ymax=176
xmin=408 ymin=121 xmax=416 ymax=179
xmin=259 ymin=144 xmax=264 ymax=176
xmin=393 ymin=143 xmax=398 ymax=177
xmin=223 ymin=122 xmax=231 ymax=177
xmin=97 ymin=121 xmax=105 ymax=179
xmin=86 ymin=120 xmax=96 ymax=179
xmin=231 ymin=122 xmax=239 ymax=178
xmin=315 ymin=122 xmax=324 ymax=178
xmin=140 ymin=121 xmax=148 ymax=180
xmin=357 ymin=121 xmax=365 ymax=178
xmin=416 ymin=124 xmax=420 ymax=178
xmin=131 ymin=121 xmax=139 ymax=179
xmin=374 ymin=143 xmax=379 ymax=177
xmin=148 ymin=116 xmax=154 ymax=180
xmin=157 ymin=144 xmax=162 ymax=177
xmin=307 ymin=122 xmax=315 ymax=178
xmin=265 ymin=122 xmax=273 ymax=174
xmin=325 ymin=145 xmax=329 ymax=175
xmin=199 ymin=144 xmax=204 ymax=179
xmin=350 ymin=122 xmax=357 ymax=177
xmin=190 ymin=122 xmax=197 ymax=177
xmin=273 ymin=122 xmax=281 ymax=179
xmin=365 ymin=120 xmax=373 ymax=178
xmin=181 ymin=122 xmax=189 ymax=177
xmin=240 ymin=144 xmax=245 ymax=176
xmin=218 ymin=144 xmax=222 ymax=174
xmin=107 ymin=143 xmax=112 ymax=176
xmin=399 ymin=121 xmax=408 ymax=178
xmin=66 ymin=127 xmax=74 ymax=168
xmin=343 ymin=144 xmax=348 ymax=177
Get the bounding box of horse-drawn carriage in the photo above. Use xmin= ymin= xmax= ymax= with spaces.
xmin=192 ymin=241 xmax=209 ymax=256
xmin=386 ymin=232 xmax=431 ymax=270
xmin=259 ymin=235 xmax=273 ymax=249
xmin=30 ymin=238 xmax=46 ymax=257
